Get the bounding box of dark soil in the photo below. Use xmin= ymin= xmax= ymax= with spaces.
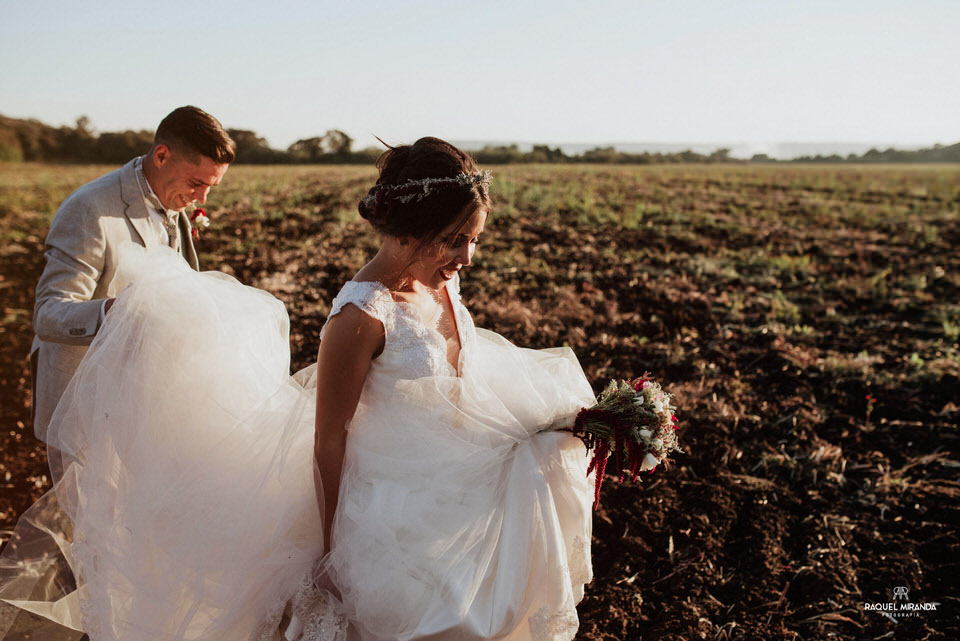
xmin=2 ymin=164 xmax=958 ymax=640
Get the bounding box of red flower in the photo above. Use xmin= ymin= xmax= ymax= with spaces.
xmin=190 ymin=208 xmax=210 ymax=239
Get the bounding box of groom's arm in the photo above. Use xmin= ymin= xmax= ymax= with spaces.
xmin=33 ymin=193 xmax=108 ymax=345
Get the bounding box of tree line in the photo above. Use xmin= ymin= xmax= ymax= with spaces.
xmin=0 ymin=115 xmax=375 ymax=164
xmin=1 ymin=114 xmax=957 ymax=164
xmin=751 ymin=144 xmax=960 ymax=163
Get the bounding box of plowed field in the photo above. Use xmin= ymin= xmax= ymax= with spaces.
xmin=2 ymin=163 xmax=958 ymax=639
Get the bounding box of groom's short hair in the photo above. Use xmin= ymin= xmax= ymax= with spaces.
xmin=154 ymin=106 xmax=236 ymax=164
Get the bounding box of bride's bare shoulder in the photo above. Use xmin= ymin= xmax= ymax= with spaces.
xmin=319 ymin=302 xmax=385 ymax=359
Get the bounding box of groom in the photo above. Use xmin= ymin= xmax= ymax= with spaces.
xmin=30 ymin=106 xmax=236 ymax=446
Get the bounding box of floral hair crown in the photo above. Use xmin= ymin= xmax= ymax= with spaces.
xmin=361 ymin=170 xmax=492 ymax=213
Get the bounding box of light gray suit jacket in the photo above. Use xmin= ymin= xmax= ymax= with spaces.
xmin=31 ymin=158 xmax=200 ymax=442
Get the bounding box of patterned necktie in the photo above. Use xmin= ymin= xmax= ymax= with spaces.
xmin=161 ymin=212 xmax=180 ymax=251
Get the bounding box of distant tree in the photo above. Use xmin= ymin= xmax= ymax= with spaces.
xmin=227 ymin=128 xmax=288 ymax=163
xmin=530 ymin=144 xmax=567 ymax=163
xmin=320 ymin=129 xmax=352 ymax=156
xmin=473 ymin=144 xmax=525 ymax=164
xmin=227 ymin=128 xmax=270 ymax=152
xmin=926 ymin=142 xmax=960 ymax=162
xmin=0 ymin=133 xmax=22 ymax=161
xmin=288 ymin=136 xmax=324 ymax=162
xmin=51 ymin=118 xmax=96 ymax=161
xmin=76 ymin=115 xmax=94 ymax=136
xmin=582 ymin=147 xmax=622 ymax=163
xmin=93 ymin=130 xmax=154 ymax=163
xmin=11 ymin=118 xmax=58 ymax=160
xmin=708 ymin=148 xmax=732 ymax=163
xmin=287 ymin=130 xmax=353 ymax=162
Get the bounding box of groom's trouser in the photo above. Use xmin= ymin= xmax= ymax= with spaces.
xmin=31 ymin=346 xmax=76 ymax=480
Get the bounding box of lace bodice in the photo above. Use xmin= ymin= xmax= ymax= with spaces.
xmin=319 ymin=277 xmax=476 ymax=380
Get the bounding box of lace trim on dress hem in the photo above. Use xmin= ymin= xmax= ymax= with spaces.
xmin=72 ymin=539 xmax=103 ymax=640
xmin=283 ymin=571 xmax=348 ymax=641
xmin=570 ymin=534 xmax=593 ymax=587
xmin=255 ymin=571 xmax=348 ymax=641
xmin=529 ymin=604 xmax=580 ymax=641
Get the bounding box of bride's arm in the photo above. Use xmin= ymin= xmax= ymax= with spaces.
xmin=314 ymin=304 xmax=385 ymax=553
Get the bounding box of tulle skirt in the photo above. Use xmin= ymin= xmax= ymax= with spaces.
xmin=1 ymin=246 xmax=595 ymax=641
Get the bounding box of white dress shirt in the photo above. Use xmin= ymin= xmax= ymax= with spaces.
xmin=134 ymin=156 xmax=180 ymax=247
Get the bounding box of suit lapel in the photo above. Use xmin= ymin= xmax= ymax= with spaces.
xmin=177 ymin=212 xmax=200 ymax=271
xmin=119 ymin=159 xmax=157 ymax=250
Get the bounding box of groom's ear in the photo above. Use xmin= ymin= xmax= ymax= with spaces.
xmin=150 ymin=143 xmax=173 ymax=168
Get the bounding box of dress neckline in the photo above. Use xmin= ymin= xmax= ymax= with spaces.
xmin=348 ymin=278 xmax=464 ymax=376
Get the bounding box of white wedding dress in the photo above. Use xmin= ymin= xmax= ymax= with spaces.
xmin=1 ymin=245 xmax=595 ymax=641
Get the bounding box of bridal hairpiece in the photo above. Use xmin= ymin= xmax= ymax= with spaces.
xmin=362 ymin=171 xmax=492 ymax=213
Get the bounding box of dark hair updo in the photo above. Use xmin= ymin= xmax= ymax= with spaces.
xmin=358 ymin=137 xmax=491 ymax=246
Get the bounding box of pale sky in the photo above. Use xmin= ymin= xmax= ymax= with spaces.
xmin=1 ymin=0 xmax=958 ymax=150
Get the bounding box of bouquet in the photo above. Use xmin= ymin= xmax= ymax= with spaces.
xmin=570 ymin=376 xmax=682 ymax=508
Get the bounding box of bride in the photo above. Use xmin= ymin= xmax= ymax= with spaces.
xmin=0 ymin=138 xmax=596 ymax=641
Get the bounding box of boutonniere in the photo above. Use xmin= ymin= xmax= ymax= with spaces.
xmin=190 ymin=208 xmax=210 ymax=239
